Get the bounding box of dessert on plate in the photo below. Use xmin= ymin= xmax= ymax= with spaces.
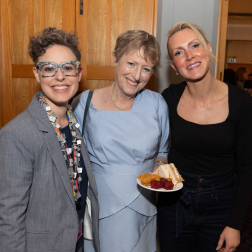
xmin=138 ymin=163 xmax=184 ymax=190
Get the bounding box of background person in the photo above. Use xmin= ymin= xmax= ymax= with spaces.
xmin=236 ymin=67 xmax=248 ymax=89
xmin=157 ymin=22 xmax=252 ymax=252
xmin=0 ymin=28 xmax=100 ymax=252
xmin=73 ymin=30 xmax=169 ymax=252
xmin=223 ymin=68 xmax=238 ymax=87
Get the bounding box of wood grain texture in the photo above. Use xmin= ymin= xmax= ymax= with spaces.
xmin=87 ymin=66 xmax=115 ymax=80
xmin=11 ymin=0 xmax=29 ymax=64
xmin=12 ymin=64 xmax=34 ymax=78
xmin=229 ymin=0 xmax=252 ymax=14
xmin=76 ymin=0 xmax=88 ymax=91
xmin=117 ymin=0 xmax=124 ymax=35
xmin=215 ymin=0 xmax=229 ymax=80
xmin=87 ymin=0 xmax=106 ymax=66
xmin=111 ymin=0 xmax=119 ymax=65
xmin=1 ymin=0 xmax=13 ymax=126
xmin=12 ymin=78 xmax=30 ymax=118
xmin=123 ymin=0 xmax=142 ymax=31
xmin=1 ymin=0 xmax=158 ymax=127
xmin=39 ymin=0 xmax=45 ymax=31
xmin=142 ymin=0 xmax=154 ymax=34
xmin=45 ymin=0 xmax=62 ymax=29
xmin=105 ymin=0 xmax=112 ymax=87
xmin=11 ymin=0 xmax=31 ymax=116
xmin=87 ymin=80 xmax=105 ymax=90
xmin=28 ymin=0 xmax=34 ymax=102
xmin=62 ymin=0 xmax=75 ymax=32
xmin=0 ymin=1 xmax=2 ymax=128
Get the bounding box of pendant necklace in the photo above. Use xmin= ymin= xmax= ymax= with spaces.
xmin=111 ymin=82 xmax=135 ymax=110
xmin=39 ymin=94 xmax=83 ymax=205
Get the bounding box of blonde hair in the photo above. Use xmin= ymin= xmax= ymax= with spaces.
xmin=113 ymin=30 xmax=161 ymax=74
xmin=167 ymin=21 xmax=215 ymax=63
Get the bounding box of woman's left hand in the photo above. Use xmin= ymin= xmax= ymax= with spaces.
xmin=216 ymin=226 xmax=240 ymax=252
xmin=151 ymin=157 xmax=168 ymax=173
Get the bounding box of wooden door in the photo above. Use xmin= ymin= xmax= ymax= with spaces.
xmin=0 ymin=0 xmax=158 ymax=128
xmin=0 ymin=0 xmax=76 ymax=128
xmin=76 ymin=0 xmax=158 ymax=91
xmin=215 ymin=0 xmax=229 ymax=81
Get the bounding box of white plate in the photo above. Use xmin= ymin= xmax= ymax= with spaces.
xmin=137 ymin=178 xmax=183 ymax=192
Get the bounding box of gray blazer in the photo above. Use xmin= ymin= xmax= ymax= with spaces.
xmin=0 ymin=93 xmax=100 ymax=252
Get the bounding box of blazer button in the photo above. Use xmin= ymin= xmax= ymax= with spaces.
xmin=199 ymin=187 xmax=203 ymax=190
xmin=199 ymin=178 xmax=204 ymax=182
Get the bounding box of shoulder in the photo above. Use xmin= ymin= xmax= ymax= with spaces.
xmin=72 ymin=90 xmax=90 ymax=110
xmin=0 ymin=109 xmax=38 ymax=150
xmin=161 ymin=81 xmax=186 ymax=105
xmin=229 ymin=83 xmax=252 ymax=107
xmin=137 ymin=89 xmax=168 ymax=116
xmin=138 ymin=89 xmax=167 ymax=105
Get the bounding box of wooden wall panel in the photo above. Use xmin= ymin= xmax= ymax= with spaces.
xmin=1 ymin=0 xmax=13 ymax=127
xmin=123 ymin=0 xmax=142 ymax=31
xmin=86 ymin=0 xmax=107 ymax=90
xmin=1 ymin=0 xmax=158 ymax=127
xmin=229 ymin=0 xmax=252 ymax=14
xmin=82 ymin=0 xmax=158 ymax=91
xmin=0 ymin=1 xmax=2 ymax=128
xmin=11 ymin=0 xmax=29 ymax=64
xmin=11 ymin=0 xmax=31 ymax=117
xmin=13 ymin=78 xmax=30 ymax=117
xmin=76 ymin=0 xmax=88 ymax=91
xmin=45 ymin=0 xmax=62 ymax=29
xmin=215 ymin=0 xmax=229 ymax=81
xmin=62 ymin=0 xmax=76 ymax=32
xmin=87 ymin=0 xmax=106 ymax=65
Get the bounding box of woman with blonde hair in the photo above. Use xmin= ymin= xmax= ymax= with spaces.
xmin=157 ymin=22 xmax=252 ymax=252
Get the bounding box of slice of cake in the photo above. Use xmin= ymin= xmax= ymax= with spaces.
xmin=153 ymin=163 xmax=184 ymax=185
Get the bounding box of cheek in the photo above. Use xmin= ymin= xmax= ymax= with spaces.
xmin=173 ymin=58 xmax=185 ymax=69
xmin=142 ymin=74 xmax=152 ymax=83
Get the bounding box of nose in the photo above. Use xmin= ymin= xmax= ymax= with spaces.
xmin=186 ymin=51 xmax=194 ymax=61
xmin=55 ymin=68 xmax=65 ymax=81
xmin=133 ymin=67 xmax=141 ymax=82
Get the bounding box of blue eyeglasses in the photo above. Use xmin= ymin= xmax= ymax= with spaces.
xmin=36 ymin=61 xmax=81 ymax=77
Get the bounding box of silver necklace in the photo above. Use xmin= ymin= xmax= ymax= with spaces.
xmin=38 ymin=94 xmax=83 ymax=203
xmin=111 ymin=82 xmax=135 ymax=110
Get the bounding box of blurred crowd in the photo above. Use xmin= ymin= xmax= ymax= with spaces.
xmin=224 ymin=67 xmax=252 ymax=95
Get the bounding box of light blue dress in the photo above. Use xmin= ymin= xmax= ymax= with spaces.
xmin=73 ymin=89 xmax=169 ymax=252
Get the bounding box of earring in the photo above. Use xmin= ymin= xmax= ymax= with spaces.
xmin=176 ymin=72 xmax=179 ymax=76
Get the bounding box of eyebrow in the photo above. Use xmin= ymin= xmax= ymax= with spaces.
xmin=171 ymin=39 xmax=200 ymax=53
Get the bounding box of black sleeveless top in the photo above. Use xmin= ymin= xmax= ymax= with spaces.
xmin=162 ymin=81 xmax=252 ymax=230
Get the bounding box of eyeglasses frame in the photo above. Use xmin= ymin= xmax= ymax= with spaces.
xmin=36 ymin=61 xmax=81 ymax=77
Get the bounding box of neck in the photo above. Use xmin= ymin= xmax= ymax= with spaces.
xmin=44 ymin=96 xmax=69 ymax=128
xmin=111 ymin=82 xmax=136 ymax=110
xmin=185 ymin=71 xmax=218 ymax=102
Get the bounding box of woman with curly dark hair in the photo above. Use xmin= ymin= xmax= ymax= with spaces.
xmin=0 ymin=28 xmax=100 ymax=252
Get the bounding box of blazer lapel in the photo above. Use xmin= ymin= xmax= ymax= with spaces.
xmin=28 ymin=93 xmax=76 ymax=209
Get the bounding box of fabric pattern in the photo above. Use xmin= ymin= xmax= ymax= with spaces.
xmin=0 ymin=92 xmax=100 ymax=252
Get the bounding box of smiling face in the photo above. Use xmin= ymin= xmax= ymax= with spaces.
xmin=168 ymin=28 xmax=212 ymax=82
xmin=33 ymin=44 xmax=82 ymax=108
xmin=114 ymin=47 xmax=154 ymax=98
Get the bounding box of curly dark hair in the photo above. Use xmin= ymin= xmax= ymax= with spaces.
xmin=29 ymin=27 xmax=81 ymax=65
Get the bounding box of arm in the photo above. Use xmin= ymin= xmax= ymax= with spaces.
xmin=152 ymin=95 xmax=170 ymax=172
xmin=217 ymin=92 xmax=252 ymax=251
xmin=0 ymin=125 xmax=34 ymax=252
